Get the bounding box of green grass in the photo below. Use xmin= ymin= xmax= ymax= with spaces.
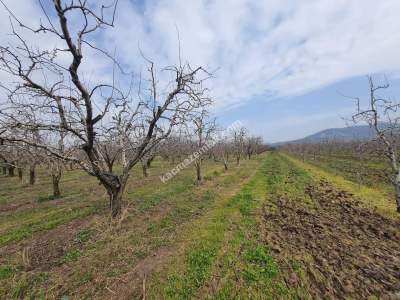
xmin=6 ymin=152 xmax=391 ymax=298
xmin=0 ymin=206 xmax=99 ymax=246
xmin=128 ymin=176 xmax=196 ymax=211
xmin=0 ymin=157 xmax=263 ymax=299
xmin=36 ymin=194 xmax=61 ymax=203
xmin=201 ymin=152 xmax=314 ymax=299
xmin=147 ymin=154 xmax=302 ymax=299
xmin=0 ymin=266 xmax=15 ymax=280
xmin=241 ymin=242 xmax=278 ymax=282
xmin=62 ymin=248 xmax=83 ymax=263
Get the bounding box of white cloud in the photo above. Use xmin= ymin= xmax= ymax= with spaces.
xmin=1 ymin=0 xmax=400 ymax=112
xmin=101 ymin=0 xmax=400 ymax=111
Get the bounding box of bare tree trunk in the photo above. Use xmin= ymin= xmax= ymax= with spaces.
xmin=110 ymin=189 xmax=123 ymax=218
xmin=120 ymin=139 xmax=127 ymax=168
xmin=195 ymin=160 xmax=201 ymax=181
xmin=236 ymin=155 xmax=240 ymax=166
xmin=29 ymin=165 xmax=36 ymax=185
xmin=102 ymin=175 xmax=128 ymax=218
xmin=106 ymin=161 xmax=114 ymax=173
xmin=142 ymin=164 xmax=148 ymax=177
xmin=146 ymin=156 xmax=155 ymax=168
xmin=17 ymin=168 xmax=23 ymax=181
xmin=52 ymin=172 xmax=62 ymax=198
xmin=395 ymin=177 xmax=400 ymax=213
xmin=223 ymin=159 xmax=228 ymax=171
xmin=194 ymin=160 xmax=202 ymax=182
xmin=1 ymin=160 xmax=6 ymax=175
xmin=8 ymin=165 xmax=15 ymax=177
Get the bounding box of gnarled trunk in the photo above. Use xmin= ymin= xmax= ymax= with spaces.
xmin=108 ymin=183 xmax=126 ymax=218
xmin=110 ymin=188 xmax=123 ymax=218
xmin=101 ymin=174 xmax=128 ymax=218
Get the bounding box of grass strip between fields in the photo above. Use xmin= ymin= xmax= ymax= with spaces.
xmin=149 ymin=153 xmax=315 ymax=299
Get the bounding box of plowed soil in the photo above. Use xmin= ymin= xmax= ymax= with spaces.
xmin=262 ymin=179 xmax=400 ymax=299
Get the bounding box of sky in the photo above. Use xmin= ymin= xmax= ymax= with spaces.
xmin=1 ymin=0 xmax=400 ymax=142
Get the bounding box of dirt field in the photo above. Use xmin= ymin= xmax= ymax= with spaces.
xmin=262 ymin=179 xmax=400 ymax=299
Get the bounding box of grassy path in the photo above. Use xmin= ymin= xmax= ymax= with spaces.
xmin=146 ymin=152 xmax=311 ymax=299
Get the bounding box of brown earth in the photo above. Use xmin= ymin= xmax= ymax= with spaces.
xmin=0 ymin=201 xmax=34 ymax=214
xmin=262 ymin=179 xmax=400 ymax=299
xmin=0 ymin=217 xmax=96 ymax=271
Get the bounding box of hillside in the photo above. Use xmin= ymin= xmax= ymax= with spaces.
xmin=273 ymin=125 xmax=376 ymax=146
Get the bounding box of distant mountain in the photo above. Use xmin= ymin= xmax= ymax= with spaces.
xmin=273 ymin=125 xmax=376 ymax=146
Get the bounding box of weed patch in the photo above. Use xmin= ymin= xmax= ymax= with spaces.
xmin=0 ymin=266 xmax=14 ymax=280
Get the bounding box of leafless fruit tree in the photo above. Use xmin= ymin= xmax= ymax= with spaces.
xmin=139 ymin=145 xmax=158 ymax=178
xmin=232 ymin=127 xmax=247 ymax=166
xmin=0 ymin=0 xmax=212 ymax=217
xmin=192 ymin=110 xmax=216 ymax=181
xmin=352 ymin=76 xmax=400 ymax=212
xmin=214 ymin=139 xmax=233 ymax=171
xmin=245 ymin=136 xmax=262 ymax=159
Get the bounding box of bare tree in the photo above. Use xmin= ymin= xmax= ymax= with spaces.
xmin=140 ymin=146 xmax=158 ymax=178
xmin=0 ymin=1 xmax=212 ymax=217
xmin=232 ymin=127 xmax=247 ymax=166
xmin=192 ymin=110 xmax=215 ymax=181
xmin=1 ymin=159 xmax=6 ymax=176
xmin=0 ymin=142 xmax=16 ymax=177
xmin=245 ymin=136 xmax=262 ymax=159
xmin=214 ymin=139 xmax=232 ymax=171
xmin=40 ymin=130 xmax=66 ymax=198
xmin=352 ymin=76 xmax=400 ymax=212
xmin=25 ymin=129 xmax=44 ymax=185
xmin=159 ymin=131 xmax=192 ymax=166
xmin=0 ymin=132 xmax=25 ymax=178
